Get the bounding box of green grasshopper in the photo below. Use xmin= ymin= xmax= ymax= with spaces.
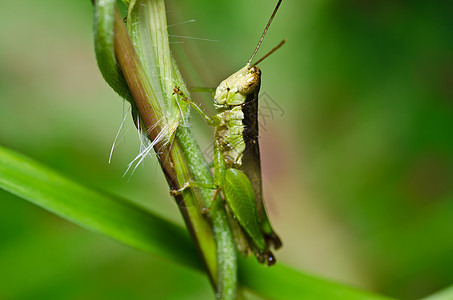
xmin=173 ymin=0 xmax=284 ymax=265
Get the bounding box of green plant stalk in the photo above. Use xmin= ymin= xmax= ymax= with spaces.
xmin=110 ymin=5 xmax=218 ymax=282
xmin=93 ymin=0 xmax=238 ymax=298
xmin=93 ymin=0 xmax=216 ymax=288
xmin=176 ymin=127 xmax=238 ymax=299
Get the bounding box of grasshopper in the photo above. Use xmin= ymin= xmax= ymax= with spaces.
xmin=173 ymin=0 xmax=284 ymax=265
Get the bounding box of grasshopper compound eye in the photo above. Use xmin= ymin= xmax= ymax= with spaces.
xmin=240 ymin=67 xmax=261 ymax=94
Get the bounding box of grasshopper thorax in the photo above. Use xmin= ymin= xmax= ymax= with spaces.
xmin=214 ymin=65 xmax=261 ymax=108
xmin=212 ymin=64 xmax=261 ymax=167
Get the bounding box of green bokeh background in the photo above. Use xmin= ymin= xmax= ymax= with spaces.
xmin=1 ymin=1 xmax=452 ymax=299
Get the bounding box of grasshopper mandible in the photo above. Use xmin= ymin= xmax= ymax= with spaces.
xmin=173 ymin=0 xmax=284 ymax=265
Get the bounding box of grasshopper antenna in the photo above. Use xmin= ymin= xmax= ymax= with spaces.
xmin=252 ymin=39 xmax=286 ymax=67
xmin=247 ymin=0 xmax=283 ymax=66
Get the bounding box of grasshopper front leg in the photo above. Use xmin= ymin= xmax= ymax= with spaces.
xmin=170 ymin=181 xmax=220 ymax=214
xmin=173 ymin=86 xmax=221 ymax=127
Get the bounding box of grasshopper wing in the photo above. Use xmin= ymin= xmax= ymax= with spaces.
xmin=223 ymin=168 xmax=277 ymax=265
xmin=223 ymin=169 xmax=265 ymax=251
xmin=241 ymin=90 xmax=282 ymax=249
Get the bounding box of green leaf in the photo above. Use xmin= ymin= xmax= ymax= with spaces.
xmin=0 ymin=145 xmax=201 ymax=270
xmin=0 ymin=145 xmax=394 ymax=299
xmin=239 ymin=259 xmax=393 ymax=300
xmin=93 ymin=0 xmax=133 ymax=102
xmin=421 ymin=286 xmax=453 ymax=300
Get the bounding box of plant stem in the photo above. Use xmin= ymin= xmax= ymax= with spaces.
xmin=93 ymin=1 xmax=238 ymax=298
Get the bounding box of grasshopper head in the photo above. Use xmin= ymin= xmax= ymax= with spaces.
xmin=214 ymin=66 xmax=262 ymax=106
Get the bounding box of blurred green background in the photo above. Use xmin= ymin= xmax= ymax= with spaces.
xmin=1 ymin=0 xmax=452 ymax=299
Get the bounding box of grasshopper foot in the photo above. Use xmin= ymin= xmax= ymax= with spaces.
xmin=173 ymin=86 xmax=182 ymax=95
xmin=173 ymin=86 xmax=188 ymax=102
xmin=169 ymin=182 xmax=190 ymax=197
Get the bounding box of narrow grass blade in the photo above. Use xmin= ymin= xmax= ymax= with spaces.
xmin=239 ymin=258 xmax=395 ymax=300
xmin=421 ymin=285 xmax=453 ymax=300
xmin=0 ymin=145 xmax=201 ymax=270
